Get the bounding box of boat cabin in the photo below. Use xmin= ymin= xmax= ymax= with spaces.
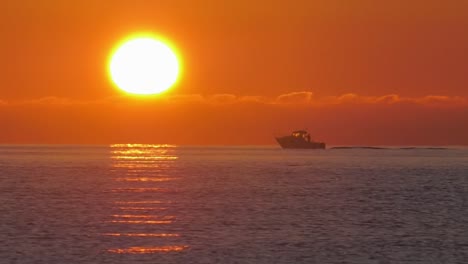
xmin=291 ymin=130 xmax=311 ymax=142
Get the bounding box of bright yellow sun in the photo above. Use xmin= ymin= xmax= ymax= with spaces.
xmin=108 ymin=36 xmax=180 ymax=95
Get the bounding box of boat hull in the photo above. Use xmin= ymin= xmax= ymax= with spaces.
xmin=276 ymin=136 xmax=326 ymax=149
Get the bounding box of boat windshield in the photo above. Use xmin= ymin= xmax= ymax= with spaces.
xmin=292 ymin=131 xmax=307 ymax=137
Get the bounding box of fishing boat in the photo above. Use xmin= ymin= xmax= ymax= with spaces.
xmin=275 ymin=130 xmax=326 ymax=149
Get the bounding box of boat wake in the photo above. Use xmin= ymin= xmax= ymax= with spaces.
xmin=330 ymin=146 xmax=450 ymax=150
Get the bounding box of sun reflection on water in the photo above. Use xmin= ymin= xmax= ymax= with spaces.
xmin=104 ymin=144 xmax=188 ymax=254
xmin=108 ymin=246 xmax=188 ymax=254
xmin=114 ymin=200 xmax=167 ymax=204
xmin=109 ymin=187 xmax=168 ymax=192
xmin=108 ymin=220 xmax=173 ymax=224
xmin=117 ymin=207 xmax=168 ymax=211
xmin=103 ymin=233 xmax=180 ymax=237
xmin=115 ymin=177 xmax=178 ymax=182
xmin=111 ymin=214 xmax=154 ymax=218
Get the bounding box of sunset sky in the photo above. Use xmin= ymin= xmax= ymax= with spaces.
xmin=1 ymin=0 xmax=467 ymax=145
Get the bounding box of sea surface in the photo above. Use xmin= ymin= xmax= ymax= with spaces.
xmin=1 ymin=144 xmax=467 ymax=263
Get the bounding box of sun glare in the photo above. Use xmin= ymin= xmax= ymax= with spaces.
xmin=109 ymin=36 xmax=180 ymax=95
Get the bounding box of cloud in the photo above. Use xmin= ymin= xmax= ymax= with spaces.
xmin=318 ymin=93 xmax=467 ymax=107
xmin=23 ymin=96 xmax=77 ymax=105
xmin=166 ymin=94 xmax=205 ymax=103
xmin=275 ymin=91 xmax=313 ymax=104
xmin=3 ymin=96 xmax=103 ymax=106
xmin=375 ymin=94 xmax=401 ymax=104
xmin=414 ymin=95 xmax=468 ymax=106
xmin=318 ymin=93 xmax=401 ymax=105
xmin=238 ymin=95 xmax=268 ymax=104
xmin=1 ymin=92 xmax=466 ymax=108
xmin=208 ymin=94 xmax=237 ymax=104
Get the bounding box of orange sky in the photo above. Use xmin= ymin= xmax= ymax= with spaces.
xmin=1 ymin=0 xmax=468 ymax=145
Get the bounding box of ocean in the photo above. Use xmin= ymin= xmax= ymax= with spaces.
xmin=1 ymin=144 xmax=467 ymax=263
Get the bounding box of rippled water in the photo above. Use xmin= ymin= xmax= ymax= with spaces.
xmin=1 ymin=145 xmax=467 ymax=263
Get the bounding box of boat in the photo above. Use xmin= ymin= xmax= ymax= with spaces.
xmin=275 ymin=130 xmax=326 ymax=149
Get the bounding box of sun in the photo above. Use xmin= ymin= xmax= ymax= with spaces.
xmin=108 ymin=35 xmax=180 ymax=95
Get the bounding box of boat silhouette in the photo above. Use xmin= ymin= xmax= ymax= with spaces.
xmin=275 ymin=130 xmax=326 ymax=149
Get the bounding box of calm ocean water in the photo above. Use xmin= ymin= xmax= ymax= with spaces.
xmin=1 ymin=144 xmax=467 ymax=263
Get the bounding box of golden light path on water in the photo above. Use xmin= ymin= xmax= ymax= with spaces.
xmin=105 ymin=144 xmax=187 ymax=254
xmin=103 ymin=233 xmax=180 ymax=237
xmin=108 ymin=246 xmax=189 ymax=254
xmin=108 ymin=220 xmax=173 ymax=224
xmin=114 ymin=177 xmax=177 ymax=182
xmin=117 ymin=206 xmax=168 ymax=210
